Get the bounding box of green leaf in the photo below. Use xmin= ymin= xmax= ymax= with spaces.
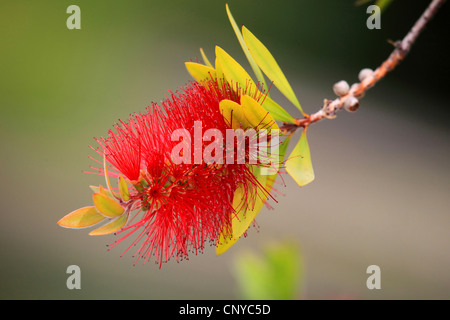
xmin=185 ymin=62 xmax=216 ymax=83
xmin=57 ymin=206 xmax=105 ymax=229
xmin=261 ymin=95 xmax=296 ymax=124
xmin=215 ymin=46 xmax=295 ymax=124
xmin=199 ymin=48 xmax=213 ymax=68
xmin=89 ymin=213 xmax=129 ymax=236
xmin=285 ymin=130 xmax=315 ymax=187
xmin=225 ymin=4 xmax=269 ymax=96
xmin=243 ymin=26 xmax=304 ymax=115
xmin=233 ymin=241 xmax=303 ymax=300
xmin=118 ymin=176 xmax=130 ymax=202
xmin=375 ymin=0 xmax=394 ymax=12
xmin=92 ymin=193 xmax=124 ymax=217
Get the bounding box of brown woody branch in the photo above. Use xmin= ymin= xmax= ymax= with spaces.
xmin=281 ymin=0 xmax=446 ymax=134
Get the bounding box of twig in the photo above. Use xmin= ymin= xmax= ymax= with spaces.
xmin=281 ymin=0 xmax=446 ymax=133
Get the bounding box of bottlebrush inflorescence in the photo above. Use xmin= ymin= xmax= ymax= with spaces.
xmin=57 ymin=5 xmax=315 ymax=267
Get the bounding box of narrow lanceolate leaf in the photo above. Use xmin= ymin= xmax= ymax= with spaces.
xmin=242 ymin=26 xmax=304 ymax=115
xmin=118 ymin=176 xmax=130 ymax=202
xmin=225 ymin=4 xmax=269 ymax=96
xmin=89 ymin=213 xmax=129 ymax=236
xmin=240 ymin=95 xmax=279 ymax=131
xmin=185 ymin=62 xmax=216 ymax=83
xmin=93 ymin=193 xmax=124 ymax=217
xmin=103 ymin=154 xmax=120 ymax=200
xmin=199 ymin=48 xmax=213 ymax=68
xmin=285 ymin=130 xmax=315 ymax=187
xmin=215 ymin=46 xmax=295 ymax=124
xmin=57 ymin=206 xmax=105 ymax=229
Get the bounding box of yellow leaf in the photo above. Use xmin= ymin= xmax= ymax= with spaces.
xmin=185 ymin=62 xmax=216 ymax=83
xmin=57 ymin=206 xmax=105 ymax=229
xmin=118 ymin=176 xmax=130 ymax=202
xmin=92 ymin=193 xmax=124 ymax=217
xmin=215 ymin=46 xmax=295 ymax=124
xmin=89 ymin=213 xmax=129 ymax=236
xmin=216 ymin=225 xmax=237 ymax=255
xmin=243 ymin=26 xmax=304 ymax=115
xmin=231 ymin=183 xmax=266 ymax=241
xmin=240 ymin=95 xmax=279 ymax=131
xmin=285 ymin=130 xmax=315 ymax=187
xmin=219 ymin=99 xmax=249 ymax=130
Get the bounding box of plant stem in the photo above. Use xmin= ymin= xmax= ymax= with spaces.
xmin=281 ymin=0 xmax=446 ymax=133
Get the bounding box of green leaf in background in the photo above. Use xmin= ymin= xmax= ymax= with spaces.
xmin=355 ymin=0 xmax=394 ymax=12
xmin=225 ymin=4 xmax=270 ymax=96
xmin=375 ymin=0 xmax=394 ymax=12
xmin=285 ymin=129 xmax=315 ymax=187
xmin=233 ymin=241 xmax=303 ymax=300
xmin=243 ymin=26 xmax=304 ymax=115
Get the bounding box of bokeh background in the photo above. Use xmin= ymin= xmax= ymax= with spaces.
xmin=1 ymin=0 xmax=449 ymax=299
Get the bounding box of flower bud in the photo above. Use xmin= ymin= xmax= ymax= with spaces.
xmin=350 ymin=83 xmax=364 ymax=98
xmin=333 ymin=80 xmax=350 ymax=97
xmin=358 ymin=68 xmax=374 ymax=82
xmin=344 ymin=96 xmax=359 ymax=112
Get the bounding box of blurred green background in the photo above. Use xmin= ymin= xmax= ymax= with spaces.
xmin=1 ymin=0 xmax=449 ymax=299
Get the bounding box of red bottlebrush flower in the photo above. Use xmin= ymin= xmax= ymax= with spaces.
xmin=56 ymin=6 xmax=317 ymax=267
xmin=75 ymin=80 xmax=274 ymax=267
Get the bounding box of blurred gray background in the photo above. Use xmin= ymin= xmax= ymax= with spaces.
xmin=0 ymin=0 xmax=449 ymax=299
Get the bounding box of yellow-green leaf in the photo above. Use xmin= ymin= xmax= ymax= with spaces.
xmin=200 ymin=48 xmax=213 ymax=68
xmin=57 ymin=206 xmax=105 ymax=229
xmin=92 ymin=193 xmax=124 ymax=217
xmin=89 ymin=213 xmax=129 ymax=236
xmin=215 ymin=46 xmax=295 ymax=123
xmin=243 ymin=26 xmax=304 ymax=115
xmin=118 ymin=176 xmax=130 ymax=202
xmin=219 ymin=99 xmax=249 ymax=130
xmin=90 ymin=185 xmax=115 ymax=199
xmin=215 ymin=46 xmax=258 ymax=95
xmin=216 ymin=225 xmax=237 ymax=255
xmin=262 ymin=96 xmax=296 ymax=124
xmin=185 ymin=62 xmax=216 ymax=83
xmin=231 ymin=184 xmax=266 ymax=241
xmin=225 ymin=4 xmax=269 ymax=95
xmin=240 ymin=95 xmax=279 ymax=131
xmin=103 ymin=154 xmax=120 ymax=200
xmin=285 ymin=130 xmax=315 ymax=187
